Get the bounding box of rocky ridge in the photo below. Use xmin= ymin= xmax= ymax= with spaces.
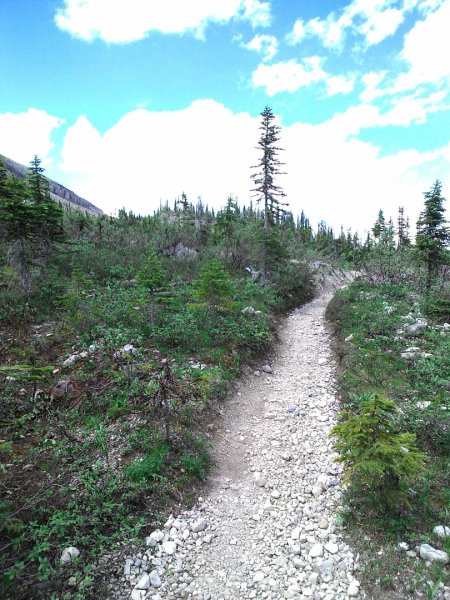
xmin=1 ymin=153 xmax=102 ymax=216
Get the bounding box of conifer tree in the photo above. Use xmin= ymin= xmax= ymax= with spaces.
xmin=416 ymin=180 xmax=449 ymax=288
xmin=251 ymin=106 xmax=288 ymax=229
xmin=27 ymin=155 xmax=64 ymax=246
xmin=372 ymin=209 xmax=385 ymax=241
xmin=397 ymin=206 xmax=410 ymax=249
xmin=0 ymin=155 xmax=65 ymax=292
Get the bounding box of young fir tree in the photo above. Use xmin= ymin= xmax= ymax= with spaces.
xmin=396 ymin=206 xmax=410 ymax=249
xmin=332 ymin=394 xmax=426 ymax=511
xmin=27 ymin=155 xmax=65 ymax=247
xmin=251 ymin=106 xmax=288 ymax=229
xmin=372 ymin=209 xmax=386 ymax=241
xmin=416 ymin=180 xmax=449 ymax=288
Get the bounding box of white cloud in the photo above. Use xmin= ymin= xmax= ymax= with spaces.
xmin=325 ymin=74 xmax=356 ymax=96
xmin=360 ymin=8 xmax=405 ymax=45
xmin=60 ymin=100 xmax=261 ymax=214
xmin=356 ymin=2 xmax=450 ymax=108
xmin=283 ymin=108 xmax=450 ymax=235
xmin=0 ymin=108 xmax=64 ymax=165
xmin=242 ymin=34 xmax=278 ymax=62
xmin=393 ymin=0 xmax=450 ymax=91
xmin=360 ymin=71 xmax=388 ymax=102
xmin=55 ymin=0 xmax=271 ymax=43
xmin=58 ymin=100 xmax=450 ymax=234
xmin=252 ymin=58 xmax=327 ymax=95
xmin=286 ymin=0 xmax=416 ymax=50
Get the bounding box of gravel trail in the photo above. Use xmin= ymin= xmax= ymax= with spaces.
xmin=118 ymin=290 xmax=362 ymax=600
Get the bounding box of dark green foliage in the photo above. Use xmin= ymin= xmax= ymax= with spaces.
xmin=0 ymin=155 xmax=65 ymax=294
xmin=251 ymin=106 xmax=288 ymax=229
xmin=332 ymin=393 xmax=426 ymax=510
xmin=125 ymin=444 xmax=168 ymax=482
xmin=416 ymin=180 xmax=450 ymax=288
xmin=136 ymin=251 xmax=166 ymax=291
xmin=327 ymin=272 xmax=450 ymax=592
xmin=192 ymin=258 xmax=235 ymax=308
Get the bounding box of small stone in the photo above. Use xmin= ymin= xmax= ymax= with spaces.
xmin=67 ymin=576 xmax=77 ymax=587
xmin=318 ymin=358 xmax=327 ymax=365
xmin=348 ymin=580 xmax=360 ymax=596
xmin=318 ymin=519 xmax=329 ymax=529
xmin=311 ymin=485 xmax=322 ymax=497
xmin=136 ymin=574 xmax=150 ymax=590
xmin=309 ymin=543 xmax=323 ymax=558
xmin=420 ymin=544 xmax=449 ymax=564
xmin=124 ymin=558 xmax=133 ymax=575
xmin=314 ymin=559 xmax=334 ymax=583
xmin=162 ymin=541 xmax=176 ymax=555
xmin=60 ymin=546 xmax=80 ymax=565
xmin=146 ymin=530 xmax=164 ymax=546
xmin=253 ymin=571 xmax=265 ymax=583
xmin=254 ymin=472 xmax=266 ymax=487
xmin=261 ymin=365 xmax=273 ymax=374
xmin=191 ymin=518 xmax=207 ymax=533
xmin=433 ymin=525 xmax=450 ymax=539
xmin=325 ymin=542 xmax=339 ymax=555
xmin=345 ymin=334 xmax=354 ymax=342
xmin=271 ymin=490 xmax=281 ymax=499
xmin=131 ymin=590 xmax=145 ymax=600
xmin=149 ymin=570 xmax=162 ymax=588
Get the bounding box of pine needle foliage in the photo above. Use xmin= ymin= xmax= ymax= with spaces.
xmin=136 ymin=251 xmax=166 ymax=292
xmin=192 ymin=258 xmax=235 ymax=309
xmin=416 ymin=180 xmax=450 ymax=289
xmin=332 ymin=393 xmax=426 ymax=511
xmin=251 ymin=106 xmax=288 ymax=229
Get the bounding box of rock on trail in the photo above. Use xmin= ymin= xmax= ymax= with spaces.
xmin=114 ymin=291 xmax=363 ymax=599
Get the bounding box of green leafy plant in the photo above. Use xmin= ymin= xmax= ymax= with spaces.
xmin=124 ymin=444 xmax=168 ymax=482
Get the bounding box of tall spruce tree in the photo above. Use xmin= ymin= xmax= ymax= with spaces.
xmin=416 ymin=180 xmax=449 ymax=288
xmin=0 ymin=155 xmax=65 ymax=292
xmin=27 ymin=155 xmax=65 ymax=246
xmin=251 ymin=106 xmax=288 ymax=229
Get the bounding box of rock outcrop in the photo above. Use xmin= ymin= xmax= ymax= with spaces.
xmin=1 ymin=154 xmax=103 ymax=216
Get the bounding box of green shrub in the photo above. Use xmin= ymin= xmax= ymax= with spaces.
xmin=332 ymin=393 xmax=427 ymax=511
xmin=136 ymin=252 xmax=166 ymax=291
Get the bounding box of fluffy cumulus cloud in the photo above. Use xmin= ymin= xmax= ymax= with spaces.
xmin=60 ymin=100 xmax=261 ymax=213
xmin=325 ymin=74 xmax=356 ymax=96
xmin=252 ymin=57 xmax=327 ymax=95
xmin=241 ymin=34 xmax=278 ymax=62
xmin=0 ymin=108 xmax=64 ymax=165
xmin=285 ymin=0 xmax=441 ymax=51
xmin=394 ymin=0 xmax=450 ymax=91
xmin=357 ymin=1 xmax=450 ymax=108
xmin=58 ymin=100 xmax=450 ymax=233
xmin=55 ymin=0 xmax=271 ymax=43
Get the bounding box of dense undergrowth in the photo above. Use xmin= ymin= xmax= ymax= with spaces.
xmin=327 ymin=266 xmax=450 ymax=597
xmin=0 ymin=205 xmax=318 ymax=599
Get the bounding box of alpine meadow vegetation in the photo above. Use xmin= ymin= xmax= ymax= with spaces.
xmin=0 ymin=113 xmax=449 ymax=598
xmin=326 ymin=180 xmax=449 ymax=596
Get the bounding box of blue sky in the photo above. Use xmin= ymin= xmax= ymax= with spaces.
xmin=1 ymin=0 xmax=449 ymax=233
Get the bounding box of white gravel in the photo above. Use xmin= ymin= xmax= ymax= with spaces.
xmin=114 ymin=291 xmax=365 ymax=599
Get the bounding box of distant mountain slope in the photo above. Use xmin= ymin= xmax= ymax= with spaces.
xmin=1 ymin=154 xmax=103 ymax=216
